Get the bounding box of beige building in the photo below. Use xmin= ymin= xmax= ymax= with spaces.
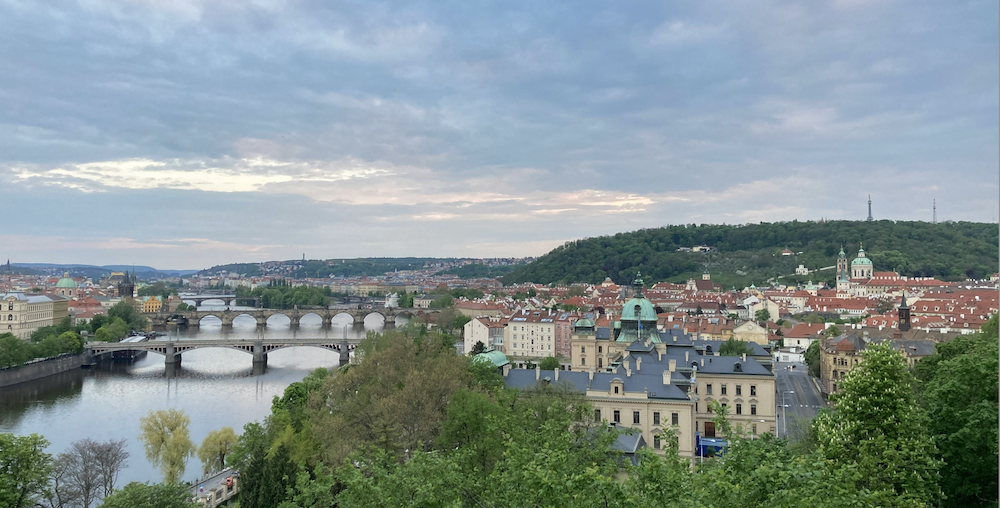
xmin=505 ymin=310 xmax=558 ymax=359
xmin=733 ymin=321 xmax=769 ymax=345
xmin=463 ymin=316 xmax=507 ymax=353
xmin=2 ymin=292 xmax=65 ymax=340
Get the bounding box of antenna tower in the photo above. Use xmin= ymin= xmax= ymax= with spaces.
xmin=932 ymin=199 xmax=937 ymax=224
xmin=866 ymin=194 xmax=873 ymax=222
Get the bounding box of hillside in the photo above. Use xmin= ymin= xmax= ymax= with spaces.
xmin=502 ymin=220 xmax=999 ymax=288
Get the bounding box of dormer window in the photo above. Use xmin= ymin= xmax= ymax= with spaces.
xmin=733 ymin=362 xmax=742 ymax=372
xmin=614 ymin=386 xmax=619 ymax=394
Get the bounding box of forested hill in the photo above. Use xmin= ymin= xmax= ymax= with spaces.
xmin=502 ymin=221 xmax=999 ymax=288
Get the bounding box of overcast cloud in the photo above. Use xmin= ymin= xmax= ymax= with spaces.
xmin=1 ymin=0 xmax=996 ymax=268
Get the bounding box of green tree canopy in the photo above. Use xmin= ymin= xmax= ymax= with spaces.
xmin=197 ymin=427 xmax=238 ymax=474
xmin=0 ymin=433 xmax=52 ymax=508
xmin=813 ymin=343 xmax=942 ymax=506
xmin=99 ymin=482 xmax=198 ymax=508
xmin=139 ymin=409 xmax=196 ymax=484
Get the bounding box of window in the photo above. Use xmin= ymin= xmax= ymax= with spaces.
xmin=736 ymin=403 xmax=742 ymax=415
xmin=581 ymin=358 xmax=585 ymax=366
xmin=580 ymin=346 xmax=585 ymax=354
xmin=751 ymin=404 xmax=757 ymax=415
xmin=671 ymin=412 xmax=678 ymax=425
xmin=598 ymin=346 xmax=602 ymax=353
xmin=614 ymin=385 xmax=619 ymax=394
xmin=721 ymin=403 xmax=727 ymax=410
xmin=752 ymin=423 xmax=757 ymax=435
xmin=595 ymin=409 xmax=601 ymax=422
xmin=653 ymin=435 xmax=661 ymax=449
xmin=721 ymin=384 xmax=727 ymax=395
xmin=695 ymin=402 xmax=698 ymax=412
xmin=736 ymin=385 xmax=742 ymax=396
xmin=653 ymin=412 xmax=660 ymax=425
xmin=750 ymin=385 xmax=756 ymax=396
xmin=633 ymin=411 xmax=640 ymax=425
xmin=706 ymin=384 xmax=712 ymax=395
xmin=613 ymin=410 xmax=620 ymax=423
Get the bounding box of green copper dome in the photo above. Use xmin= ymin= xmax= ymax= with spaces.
xmin=851 ymin=247 xmax=873 ymax=266
xmin=55 ymin=272 xmax=77 ymax=288
xmin=575 ymin=318 xmax=595 ymax=328
xmin=620 ymin=297 xmax=658 ymax=322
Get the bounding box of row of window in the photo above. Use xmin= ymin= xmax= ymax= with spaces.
xmin=596 ymin=409 xmax=680 ymax=426
xmin=703 ymin=383 xmax=756 ymax=396
xmin=699 ymin=402 xmax=757 ymax=415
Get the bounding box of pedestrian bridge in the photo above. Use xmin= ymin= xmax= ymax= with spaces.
xmin=147 ymin=306 xmax=439 ymax=329
xmin=86 ymin=338 xmax=354 ymax=375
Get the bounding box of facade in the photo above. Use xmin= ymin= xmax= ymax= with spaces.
xmin=463 ymin=316 xmax=507 ymax=353
xmin=2 ymin=292 xmax=62 ymax=340
xmin=140 ymin=296 xmax=163 ymax=313
xmin=505 ymin=310 xmax=557 ymax=358
xmin=733 ymin=321 xmax=768 ymax=345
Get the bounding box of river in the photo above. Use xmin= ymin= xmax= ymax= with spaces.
xmin=0 ymin=309 xmax=398 ymax=486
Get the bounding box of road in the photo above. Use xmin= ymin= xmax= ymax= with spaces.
xmin=774 ymin=360 xmax=826 ymax=438
xmin=191 ymin=468 xmax=237 ymax=498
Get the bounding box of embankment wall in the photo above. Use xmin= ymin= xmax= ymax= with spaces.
xmin=0 ymin=353 xmax=85 ymax=388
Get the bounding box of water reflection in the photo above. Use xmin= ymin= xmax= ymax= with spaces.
xmin=0 ymin=315 xmax=402 ymax=485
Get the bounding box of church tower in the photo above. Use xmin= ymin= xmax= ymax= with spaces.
xmin=898 ymin=290 xmax=911 ymax=332
xmin=836 ymin=246 xmax=850 ymax=290
xmin=117 ymin=268 xmax=136 ymax=299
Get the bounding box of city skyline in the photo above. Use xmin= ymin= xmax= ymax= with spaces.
xmin=1 ymin=0 xmax=997 ymax=267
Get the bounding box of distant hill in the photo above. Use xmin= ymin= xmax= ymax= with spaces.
xmin=198 ymin=258 xmax=447 ymax=278
xmin=11 ymin=263 xmax=199 ymax=279
xmin=501 ymin=220 xmax=999 ymax=288
xmin=435 ymin=263 xmax=522 ymax=279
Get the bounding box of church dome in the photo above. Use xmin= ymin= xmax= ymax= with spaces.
xmin=851 ymin=250 xmax=873 ymax=266
xmin=55 ymin=272 xmax=77 ymax=288
xmin=574 ymin=318 xmax=595 ymax=328
xmin=620 ymin=297 xmax=658 ymax=322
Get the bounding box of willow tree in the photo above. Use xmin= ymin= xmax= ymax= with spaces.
xmin=138 ymin=409 xmax=196 ymax=484
xmin=197 ymin=427 xmax=238 ymax=474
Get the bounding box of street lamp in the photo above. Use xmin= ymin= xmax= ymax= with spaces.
xmin=781 ymin=390 xmax=795 ymax=437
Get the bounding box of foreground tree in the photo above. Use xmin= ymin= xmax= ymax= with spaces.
xmin=803 ymin=341 xmax=821 ymax=377
xmin=139 ymin=409 xmax=196 ymax=484
xmin=46 ymin=437 xmax=128 ymax=508
xmin=0 ymin=433 xmax=52 ymax=508
xmin=197 ymin=427 xmax=238 ymax=474
xmin=813 ymin=343 xmax=941 ymax=507
xmin=914 ymin=315 xmax=999 ymax=507
xmin=99 ymin=482 xmax=197 ymax=508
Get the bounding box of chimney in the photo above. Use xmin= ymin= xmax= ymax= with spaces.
xmin=624 ymin=359 xmax=630 ymax=372
xmin=658 ymin=351 xmax=663 ymax=361
xmin=685 ymin=351 xmax=689 ymax=362
xmin=636 ymin=357 xmax=642 ymax=371
xmin=535 ymin=365 xmax=540 ymax=380
xmin=742 ymin=353 xmax=747 ymax=361
xmin=588 ymin=369 xmax=594 ymax=381
xmin=554 ymin=368 xmax=559 ymax=381
xmin=668 ymin=359 xmax=676 ymax=372
xmin=663 ymin=371 xmax=671 ymax=385
xmin=701 ymin=358 xmax=705 ymax=367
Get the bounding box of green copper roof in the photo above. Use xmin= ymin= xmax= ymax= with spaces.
xmin=55 ymin=272 xmax=77 ymax=288
xmin=621 ymin=297 xmax=658 ymax=322
xmin=473 ymin=350 xmax=509 ymax=368
xmin=575 ymin=318 xmax=595 ymax=328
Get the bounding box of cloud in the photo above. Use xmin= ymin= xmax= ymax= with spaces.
xmin=0 ymin=0 xmax=995 ymax=267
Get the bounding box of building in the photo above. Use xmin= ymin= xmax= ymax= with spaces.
xmin=463 ymin=316 xmax=507 ymax=353
xmin=505 ymin=309 xmax=557 ymax=359
xmin=140 ymin=296 xmax=163 ymax=313
xmin=508 ymin=290 xmax=776 ymax=459
xmin=850 ymin=245 xmax=874 ymax=280
xmin=2 ymin=292 xmax=65 ymax=340
xmin=52 ymin=272 xmax=82 ymax=299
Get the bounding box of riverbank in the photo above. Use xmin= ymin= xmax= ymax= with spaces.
xmin=0 ymin=353 xmax=85 ymax=389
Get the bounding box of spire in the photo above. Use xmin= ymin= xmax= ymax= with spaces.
xmin=900 ymin=290 xmax=908 ymax=309
xmin=866 ymin=194 xmax=873 ymax=222
xmin=633 ymin=271 xmax=644 ymax=298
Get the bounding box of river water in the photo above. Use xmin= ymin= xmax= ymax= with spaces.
xmin=0 ymin=309 xmax=398 ymax=486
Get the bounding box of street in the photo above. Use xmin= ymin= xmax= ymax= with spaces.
xmin=774 ymin=360 xmax=827 ymax=438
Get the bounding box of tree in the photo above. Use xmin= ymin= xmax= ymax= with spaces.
xmin=813 ymin=343 xmax=941 ymax=506
xmin=108 ymin=301 xmax=148 ymax=330
xmin=47 ymin=438 xmax=128 ymax=508
xmin=538 ymin=356 xmax=561 ymax=370
xmin=823 ymin=325 xmax=841 ymax=338
xmin=99 ymin=482 xmax=198 ymax=508
xmin=719 ymin=338 xmax=753 ymax=357
xmin=754 ymin=309 xmax=770 ymax=322
xmin=197 ymin=427 xmax=238 ymax=474
xmin=174 ymin=303 xmax=193 ymax=312
xmin=138 ymin=409 xmax=196 ymax=484
xmin=0 ymin=433 xmax=52 ymax=508
xmin=803 ymin=341 xmax=821 ymax=378
xmin=914 ymin=315 xmax=998 ymax=507
xmin=468 ymin=341 xmax=487 ymax=355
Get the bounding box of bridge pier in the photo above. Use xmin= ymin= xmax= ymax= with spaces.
xmin=164 ymin=343 xmax=182 ymax=368
xmin=383 ymin=318 xmax=396 ymax=329
xmin=252 ymin=341 xmax=267 ymax=375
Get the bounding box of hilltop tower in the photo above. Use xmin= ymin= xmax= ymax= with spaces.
xmin=866 ymin=195 xmax=873 ymax=222
xmin=932 ymin=199 xmax=937 ymax=224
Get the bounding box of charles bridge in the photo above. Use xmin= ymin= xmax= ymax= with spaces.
xmin=146 ymin=306 xmax=440 ymax=329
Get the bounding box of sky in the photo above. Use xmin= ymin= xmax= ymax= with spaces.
xmin=1 ymin=0 xmax=997 ymax=269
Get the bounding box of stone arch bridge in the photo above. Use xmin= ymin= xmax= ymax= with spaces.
xmin=147 ymin=307 xmax=440 ymax=329
xmin=86 ymin=338 xmax=355 ymax=375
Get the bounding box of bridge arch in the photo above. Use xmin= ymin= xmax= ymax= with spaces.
xmin=299 ymin=312 xmax=324 ymax=326
xmin=329 ymin=312 xmax=356 ymax=326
